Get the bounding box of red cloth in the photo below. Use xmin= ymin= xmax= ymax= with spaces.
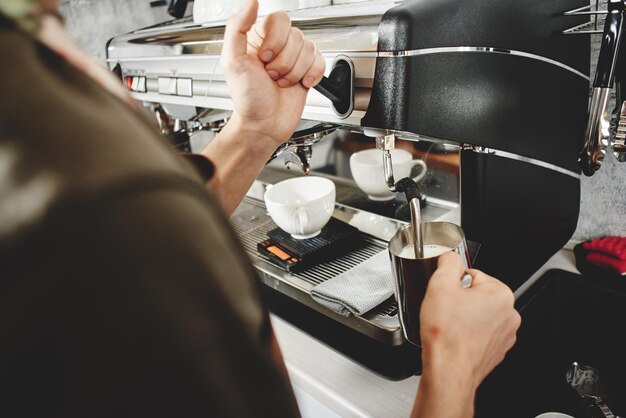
xmin=582 ymin=236 xmax=626 ymax=275
xmin=582 ymin=236 xmax=626 ymax=260
xmin=586 ymin=252 xmax=626 ymax=275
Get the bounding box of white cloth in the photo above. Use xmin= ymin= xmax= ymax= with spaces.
xmin=310 ymin=250 xmax=395 ymax=316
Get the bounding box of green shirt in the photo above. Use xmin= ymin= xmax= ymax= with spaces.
xmin=0 ymin=15 xmax=300 ymax=417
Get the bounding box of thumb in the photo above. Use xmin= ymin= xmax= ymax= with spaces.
xmin=429 ymin=251 xmax=465 ymax=288
xmin=223 ymin=0 xmax=259 ymax=60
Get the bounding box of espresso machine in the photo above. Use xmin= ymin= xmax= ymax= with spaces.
xmin=107 ymin=0 xmax=591 ymax=371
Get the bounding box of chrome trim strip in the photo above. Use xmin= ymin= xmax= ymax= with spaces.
xmin=378 ymin=47 xmax=589 ymax=80
xmin=107 ymin=55 xmax=219 ymax=63
xmin=464 ymin=146 xmax=582 ymax=179
xmin=106 ymin=51 xmax=379 ymax=63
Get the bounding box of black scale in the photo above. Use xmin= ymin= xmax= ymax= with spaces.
xmin=257 ymin=218 xmax=363 ymax=272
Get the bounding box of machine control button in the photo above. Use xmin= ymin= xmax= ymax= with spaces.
xmin=177 ymin=78 xmax=193 ymax=97
xmin=136 ymin=76 xmax=147 ymax=93
xmin=130 ymin=76 xmax=139 ymax=92
xmin=168 ymin=78 xmax=177 ymax=95
xmin=158 ymin=77 xmax=177 ymax=95
xmin=158 ymin=77 xmax=170 ymax=94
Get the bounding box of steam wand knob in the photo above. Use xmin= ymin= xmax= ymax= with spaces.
xmin=395 ymin=177 xmax=422 ymax=203
xmin=393 ymin=177 xmax=427 ymax=222
xmin=313 ymin=59 xmax=354 ymax=117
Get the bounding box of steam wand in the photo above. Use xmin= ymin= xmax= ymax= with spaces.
xmin=396 ymin=177 xmax=425 ymax=259
xmin=374 ymin=132 xmax=427 ymax=223
xmin=375 ymin=133 xmax=399 ymax=191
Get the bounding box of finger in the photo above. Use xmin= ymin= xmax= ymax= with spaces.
xmin=246 ymin=24 xmax=263 ymax=53
xmin=511 ymin=310 xmax=522 ymax=332
xmin=223 ymin=0 xmax=259 ymax=63
xmin=428 ymin=251 xmax=465 ymax=288
xmin=468 ymin=270 xmax=516 ymax=307
xmin=255 ymin=12 xmax=291 ymax=63
xmin=277 ymin=38 xmax=316 ymax=87
xmin=466 ymin=268 xmax=500 ymax=286
xmin=302 ymin=48 xmax=325 ymax=88
xmin=264 ymin=27 xmax=305 ymax=81
xmin=501 ymin=311 xmax=521 ymax=351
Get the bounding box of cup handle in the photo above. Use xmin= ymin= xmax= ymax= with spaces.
xmin=411 ymin=159 xmax=428 ymax=183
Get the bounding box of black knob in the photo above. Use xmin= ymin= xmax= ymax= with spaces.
xmin=167 ymin=0 xmax=189 ymax=19
xmin=313 ymin=59 xmax=353 ymax=116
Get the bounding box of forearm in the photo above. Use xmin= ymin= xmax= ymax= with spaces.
xmin=412 ymin=347 xmax=477 ymax=418
xmin=200 ymin=113 xmax=282 ymax=216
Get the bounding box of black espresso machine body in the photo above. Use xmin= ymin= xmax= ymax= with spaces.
xmin=361 ymin=0 xmax=590 ymax=289
xmin=106 ymin=0 xmax=591 ymax=355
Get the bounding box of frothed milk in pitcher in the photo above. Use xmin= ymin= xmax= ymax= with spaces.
xmin=397 ymin=244 xmax=452 ymax=259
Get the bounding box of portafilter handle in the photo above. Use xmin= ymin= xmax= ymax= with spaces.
xmin=579 ymin=0 xmax=625 ymax=176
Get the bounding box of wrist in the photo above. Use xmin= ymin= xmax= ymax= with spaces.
xmin=225 ymin=112 xmax=283 ymax=150
xmin=421 ymin=344 xmax=478 ymax=393
xmin=413 ymin=345 xmax=477 ymax=418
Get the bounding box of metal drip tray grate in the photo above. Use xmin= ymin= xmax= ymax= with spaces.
xmin=231 ymin=197 xmax=398 ymax=318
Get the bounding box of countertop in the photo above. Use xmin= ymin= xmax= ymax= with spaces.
xmin=272 ymin=247 xmax=580 ymax=418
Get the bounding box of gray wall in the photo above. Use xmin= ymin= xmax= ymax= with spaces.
xmin=59 ymin=0 xmax=626 ymax=241
xmin=59 ymin=0 xmax=175 ymax=62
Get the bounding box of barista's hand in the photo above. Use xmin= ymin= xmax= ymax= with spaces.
xmin=221 ymin=0 xmax=325 ymax=146
xmin=412 ymin=252 xmax=520 ymax=418
xmin=421 ymin=252 xmax=520 ymax=387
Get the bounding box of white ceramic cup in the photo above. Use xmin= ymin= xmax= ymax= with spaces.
xmin=349 ymin=149 xmax=427 ymax=201
xmin=264 ymin=176 xmax=336 ymax=239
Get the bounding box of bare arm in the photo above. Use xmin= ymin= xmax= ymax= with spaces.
xmin=200 ymin=0 xmax=325 ymax=215
xmin=200 ymin=116 xmax=278 ymax=216
xmin=411 ymin=253 xmax=521 ymax=417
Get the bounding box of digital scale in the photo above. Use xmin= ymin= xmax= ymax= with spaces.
xmin=257 ymin=218 xmax=363 ymax=272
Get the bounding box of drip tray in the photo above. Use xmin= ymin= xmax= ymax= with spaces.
xmin=231 ymin=197 xmax=405 ymax=346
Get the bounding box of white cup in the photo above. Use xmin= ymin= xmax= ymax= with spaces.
xmin=350 ymin=149 xmax=427 ymax=201
xmin=264 ymin=176 xmax=336 ymax=239
xmin=534 ymin=413 xmax=575 ymax=418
